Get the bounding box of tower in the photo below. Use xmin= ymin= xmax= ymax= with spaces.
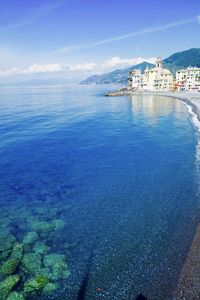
xmin=155 ymin=57 xmax=163 ymax=69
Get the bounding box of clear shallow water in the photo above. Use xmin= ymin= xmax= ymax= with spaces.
xmin=0 ymin=85 xmax=199 ymax=300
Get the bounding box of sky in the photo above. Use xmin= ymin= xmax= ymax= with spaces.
xmin=0 ymin=0 xmax=199 ymax=81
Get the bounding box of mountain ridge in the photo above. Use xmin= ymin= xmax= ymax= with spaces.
xmin=81 ymin=62 xmax=154 ymax=85
xmin=81 ymin=48 xmax=200 ymax=85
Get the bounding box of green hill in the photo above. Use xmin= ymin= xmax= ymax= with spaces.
xmin=164 ymin=48 xmax=200 ymax=71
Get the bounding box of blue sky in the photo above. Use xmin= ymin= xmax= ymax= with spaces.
xmin=0 ymin=0 xmax=199 ymax=80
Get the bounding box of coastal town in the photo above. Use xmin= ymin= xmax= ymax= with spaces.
xmin=107 ymin=57 xmax=200 ymax=95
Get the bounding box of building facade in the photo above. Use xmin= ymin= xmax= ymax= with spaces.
xmin=144 ymin=58 xmax=174 ymax=91
xmin=176 ymin=67 xmax=200 ymax=91
xmin=127 ymin=57 xmax=174 ymax=92
xmin=128 ymin=69 xmax=143 ymax=91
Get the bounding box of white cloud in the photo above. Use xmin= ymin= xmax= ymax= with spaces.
xmin=197 ymin=15 xmax=200 ymax=23
xmin=0 ymin=63 xmax=66 ymax=77
xmin=0 ymin=62 xmax=97 ymax=77
xmin=101 ymin=56 xmax=156 ymax=69
xmin=0 ymin=56 xmax=157 ymax=78
xmin=25 ymin=63 xmax=65 ymax=74
xmin=69 ymin=63 xmax=96 ymax=71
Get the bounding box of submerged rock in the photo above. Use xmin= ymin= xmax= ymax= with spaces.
xmin=23 ymin=276 xmax=49 ymax=293
xmin=33 ymin=242 xmax=50 ymax=255
xmin=21 ymin=252 xmax=53 ymax=278
xmin=23 ymin=232 xmax=38 ymax=248
xmin=0 ymin=275 xmax=20 ymax=300
xmin=44 ymin=254 xmax=70 ymax=280
xmin=21 ymin=253 xmax=42 ymax=275
xmin=0 ymin=243 xmax=23 ymax=276
xmin=35 ymin=268 xmax=50 ymax=278
xmin=0 ymin=258 xmax=20 ymax=276
xmin=52 ymin=219 xmax=65 ymax=231
xmin=11 ymin=244 xmax=23 ymax=261
xmin=0 ymin=234 xmax=16 ymax=252
xmin=7 ymin=291 xmax=25 ymax=300
xmin=0 ymin=250 xmax=12 ymax=261
xmin=29 ymin=221 xmax=55 ymax=238
xmin=43 ymin=282 xmax=57 ymax=294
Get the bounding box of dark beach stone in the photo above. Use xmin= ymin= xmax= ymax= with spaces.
xmin=135 ymin=293 xmax=148 ymax=300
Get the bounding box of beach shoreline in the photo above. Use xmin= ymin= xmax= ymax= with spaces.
xmin=164 ymin=92 xmax=200 ymax=299
xmin=106 ymin=89 xmax=200 ymax=299
xmin=159 ymin=91 xmax=200 ymax=123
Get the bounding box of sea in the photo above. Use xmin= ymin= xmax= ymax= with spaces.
xmin=0 ymin=84 xmax=199 ymax=300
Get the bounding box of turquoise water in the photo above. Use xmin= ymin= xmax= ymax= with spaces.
xmin=0 ymin=85 xmax=199 ymax=300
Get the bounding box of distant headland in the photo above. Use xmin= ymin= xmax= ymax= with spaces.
xmin=81 ymin=48 xmax=200 ymax=86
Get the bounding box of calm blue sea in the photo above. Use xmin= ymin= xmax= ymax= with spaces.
xmin=0 ymin=85 xmax=199 ymax=300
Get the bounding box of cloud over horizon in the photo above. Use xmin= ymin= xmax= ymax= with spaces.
xmin=0 ymin=56 xmax=157 ymax=78
xmin=69 ymin=63 xmax=97 ymax=71
xmin=0 ymin=63 xmax=66 ymax=77
xmin=102 ymin=56 xmax=157 ymax=69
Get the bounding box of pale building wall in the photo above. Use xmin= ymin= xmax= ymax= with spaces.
xmin=144 ymin=58 xmax=174 ymax=92
xmin=176 ymin=67 xmax=200 ymax=91
xmin=128 ymin=57 xmax=174 ymax=92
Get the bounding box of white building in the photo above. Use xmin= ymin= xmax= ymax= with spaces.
xmin=128 ymin=57 xmax=174 ymax=92
xmin=128 ymin=69 xmax=143 ymax=91
xmin=176 ymin=67 xmax=200 ymax=91
xmin=143 ymin=57 xmax=174 ymax=91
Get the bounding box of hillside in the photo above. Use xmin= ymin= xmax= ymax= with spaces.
xmin=81 ymin=62 xmax=154 ymax=85
xmin=164 ymin=48 xmax=200 ymax=71
xmin=81 ymin=48 xmax=200 ymax=85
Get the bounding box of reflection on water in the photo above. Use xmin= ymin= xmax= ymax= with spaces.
xmin=129 ymin=94 xmax=185 ymax=124
xmin=0 ymin=86 xmax=199 ymax=300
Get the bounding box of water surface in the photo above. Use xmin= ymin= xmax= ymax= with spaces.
xmin=0 ymin=85 xmax=199 ymax=299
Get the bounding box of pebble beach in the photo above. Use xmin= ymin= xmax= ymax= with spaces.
xmin=164 ymin=92 xmax=200 ymax=298
xmin=107 ymin=89 xmax=200 ymax=299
